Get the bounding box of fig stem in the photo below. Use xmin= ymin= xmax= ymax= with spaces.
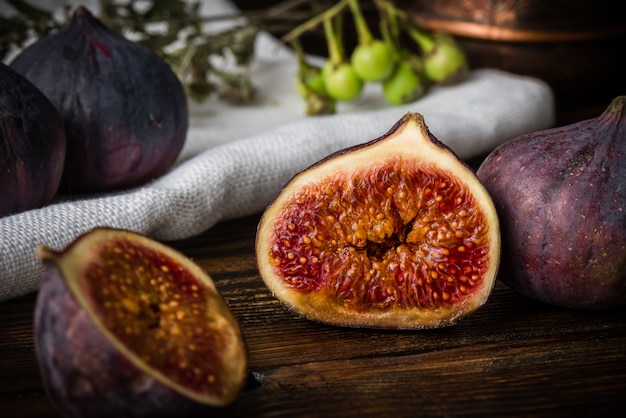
xmin=34 ymin=244 xmax=61 ymax=263
xmin=607 ymin=95 xmax=626 ymax=115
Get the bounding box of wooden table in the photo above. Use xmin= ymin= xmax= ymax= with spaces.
xmin=2 ymin=210 xmax=625 ymax=417
xmin=3 ymin=2 xmax=626 ymax=414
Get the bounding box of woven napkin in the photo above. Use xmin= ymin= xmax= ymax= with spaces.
xmin=0 ymin=2 xmax=556 ymax=301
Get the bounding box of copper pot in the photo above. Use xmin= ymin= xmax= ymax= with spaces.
xmin=400 ymin=0 xmax=626 ymax=123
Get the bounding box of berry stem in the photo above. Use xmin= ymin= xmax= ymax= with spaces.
xmin=348 ymin=0 xmax=373 ymax=45
xmin=323 ymin=15 xmax=344 ymax=65
xmin=405 ymin=20 xmax=435 ymax=54
xmin=280 ymin=0 xmax=350 ymax=44
xmin=375 ymin=0 xmax=401 ymax=62
xmin=291 ymin=37 xmax=306 ymax=68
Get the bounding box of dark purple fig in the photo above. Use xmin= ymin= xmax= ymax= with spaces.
xmin=477 ymin=96 xmax=626 ymax=310
xmin=0 ymin=62 xmax=66 ymax=217
xmin=10 ymin=6 xmax=188 ymax=193
xmin=35 ymin=227 xmax=247 ymax=417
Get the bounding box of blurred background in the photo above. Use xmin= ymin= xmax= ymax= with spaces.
xmin=234 ymin=0 xmax=626 ymax=126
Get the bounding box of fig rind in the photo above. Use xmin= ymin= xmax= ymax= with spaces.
xmin=256 ymin=112 xmax=500 ymax=329
xmin=477 ymin=95 xmax=626 ymax=310
xmin=35 ymin=228 xmax=247 ymax=417
xmin=0 ymin=62 xmax=66 ymax=217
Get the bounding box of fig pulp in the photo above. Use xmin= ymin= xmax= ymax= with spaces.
xmin=477 ymin=96 xmax=626 ymax=310
xmin=256 ymin=113 xmax=500 ymax=329
xmin=0 ymin=63 xmax=66 ymax=217
xmin=10 ymin=6 xmax=188 ymax=193
xmin=35 ymin=227 xmax=247 ymax=417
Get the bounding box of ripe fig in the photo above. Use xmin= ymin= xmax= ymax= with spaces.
xmin=0 ymin=62 xmax=66 ymax=217
xmin=10 ymin=6 xmax=188 ymax=193
xmin=477 ymin=96 xmax=626 ymax=310
xmin=256 ymin=112 xmax=501 ymax=329
xmin=34 ymin=227 xmax=247 ymax=417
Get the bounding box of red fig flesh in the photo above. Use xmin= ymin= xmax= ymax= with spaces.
xmin=35 ymin=227 xmax=247 ymax=417
xmin=256 ymin=112 xmax=501 ymax=329
xmin=477 ymin=96 xmax=626 ymax=310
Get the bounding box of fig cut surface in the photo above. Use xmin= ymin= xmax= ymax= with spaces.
xmin=256 ymin=112 xmax=500 ymax=329
xmin=35 ymin=227 xmax=247 ymax=417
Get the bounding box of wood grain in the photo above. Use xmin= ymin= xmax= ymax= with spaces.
xmin=1 ymin=212 xmax=625 ymax=417
xmin=4 ymin=4 xmax=624 ymax=416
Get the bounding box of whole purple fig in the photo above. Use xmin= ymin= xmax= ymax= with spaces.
xmin=477 ymin=96 xmax=626 ymax=310
xmin=10 ymin=6 xmax=188 ymax=193
xmin=0 ymin=62 xmax=66 ymax=217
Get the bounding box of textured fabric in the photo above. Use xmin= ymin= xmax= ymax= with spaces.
xmin=0 ymin=2 xmax=556 ymax=301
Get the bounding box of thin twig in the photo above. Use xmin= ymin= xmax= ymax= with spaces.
xmin=280 ymin=0 xmax=350 ymax=44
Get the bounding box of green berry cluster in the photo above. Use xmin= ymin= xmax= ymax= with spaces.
xmin=285 ymin=0 xmax=469 ymax=116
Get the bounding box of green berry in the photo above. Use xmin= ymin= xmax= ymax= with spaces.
xmin=350 ymin=40 xmax=395 ymax=82
xmin=321 ymin=62 xmax=364 ymax=102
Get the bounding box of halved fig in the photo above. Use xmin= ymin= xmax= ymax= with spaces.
xmin=34 ymin=227 xmax=247 ymax=418
xmin=256 ymin=112 xmax=500 ymax=329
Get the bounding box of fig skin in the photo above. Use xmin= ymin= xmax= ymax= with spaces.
xmin=10 ymin=6 xmax=188 ymax=193
xmin=34 ymin=227 xmax=247 ymax=417
xmin=477 ymin=96 xmax=626 ymax=310
xmin=0 ymin=62 xmax=66 ymax=217
xmin=256 ymin=112 xmax=501 ymax=329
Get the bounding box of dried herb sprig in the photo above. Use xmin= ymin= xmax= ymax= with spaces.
xmin=98 ymin=0 xmax=259 ymax=103
xmin=0 ymin=0 xmax=319 ymax=104
xmin=0 ymin=0 xmax=64 ymax=60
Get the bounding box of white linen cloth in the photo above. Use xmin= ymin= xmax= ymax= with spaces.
xmin=0 ymin=1 xmax=556 ymax=301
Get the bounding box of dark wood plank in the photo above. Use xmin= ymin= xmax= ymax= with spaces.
xmin=3 ymin=3 xmax=625 ymax=416
xmin=2 ymin=212 xmax=625 ymax=417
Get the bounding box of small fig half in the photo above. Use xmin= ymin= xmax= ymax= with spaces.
xmin=35 ymin=228 xmax=247 ymax=418
xmin=256 ymin=112 xmax=500 ymax=329
xmin=477 ymin=96 xmax=626 ymax=310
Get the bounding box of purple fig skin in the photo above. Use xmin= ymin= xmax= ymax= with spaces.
xmin=0 ymin=63 xmax=66 ymax=217
xmin=477 ymin=96 xmax=626 ymax=310
xmin=10 ymin=6 xmax=188 ymax=193
xmin=35 ymin=259 xmax=215 ymax=418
